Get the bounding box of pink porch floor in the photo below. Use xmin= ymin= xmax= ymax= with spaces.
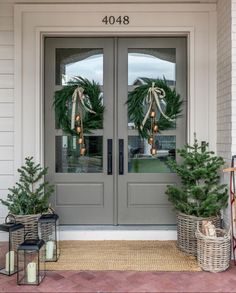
xmin=1 ymin=263 xmax=236 ymax=293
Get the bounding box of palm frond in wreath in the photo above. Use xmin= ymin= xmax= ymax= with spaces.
xmin=53 ymin=76 xmax=104 ymax=135
xmin=127 ymin=78 xmax=183 ymax=138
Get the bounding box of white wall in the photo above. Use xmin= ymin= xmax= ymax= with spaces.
xmin=0 ymin=3 xmax=14 ymax=222
xmin=0 ymin=0 xmax=218 ymax=228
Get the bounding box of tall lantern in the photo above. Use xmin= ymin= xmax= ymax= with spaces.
xmin=0 ymin=214 xmax=24 ymax=276
xmin=17 ymin=238 xmax=45 ymax=285
xmin=38 ymin=213 xmax=59 ymax=262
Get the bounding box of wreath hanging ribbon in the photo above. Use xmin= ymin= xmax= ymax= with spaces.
xmin=70 ymin=86 xmax=96 ymax=131
xmin=141 ymin=82 xmax=174 ymax=130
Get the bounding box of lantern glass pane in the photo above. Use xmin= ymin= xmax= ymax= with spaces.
xmin=17 ymin=250 xmax=39 ymax=285
xmin=39 ymin=218 xmax=59 ymax=262
xmin=39 ymin=246 xmax=46 ymax=280
xmin=17 ymin=245 xmax=45 ymax=285
xmin=0 ymin=228 xmax=24 ymax=275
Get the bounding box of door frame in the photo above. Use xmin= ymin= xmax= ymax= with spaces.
xmin=14 ymin=3 xmax=217 ymax=179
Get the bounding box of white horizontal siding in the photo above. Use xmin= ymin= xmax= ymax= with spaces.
xmin=0 ymin=175 xmax=14 ymax=189
xmin=0 ymin=103 xmax=13 ymax=117
xmin=0 ymin=146 xmax=13 ymax=160
xmin=0 ymin=3 xmax=14 ymax=222
xmin=0 ymin=132 xmax=13 ymax=146
xmin=0 ymin=16 xmax=13 ymax=30
xmin=0 ymin=32 xmax=13 ymax=45
xmin=0 ymin=161 xmax=13 ymax=174
xmin=0 ymin=89 xmax=13 ymax=102
xmin=0 ymin=75 xmax=14 ymax=88
xmin=0 ymin=189 xmax=8 ymax=201
xmin=0 ymin=118 xmax=13 ymax=131
xmin=0 ymin=46 xmax=14 ymax=59
xmin=0 ymin=204 xmax=8 ymax=217
xmin=0 ymin=4 xmax=13 ymax=17
xmin=0 ymin=60 xmax=13 ymax=74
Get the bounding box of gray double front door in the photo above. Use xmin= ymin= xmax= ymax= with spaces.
xmin=44 ymin=37 xmax=187 ymax=225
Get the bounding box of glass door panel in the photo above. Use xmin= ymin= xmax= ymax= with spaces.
xmin=56 ymin=48 xmax=104 ymax=85
xmin=128 ymin=48 xmax=176 ymax=86
xmin=128 ymin=135 xmax=176 ymax=173
xmin=56 ymin=135 xmax=103 ymax=173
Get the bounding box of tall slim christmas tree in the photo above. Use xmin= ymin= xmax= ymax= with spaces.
xmin=166 ymin=136 xmax=228 ymax=217
xmin=1 ymin=157 xmax=54 ymax=215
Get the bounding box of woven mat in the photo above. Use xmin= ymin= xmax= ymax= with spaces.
xmin=46 ymin=240 xmax=201 ymax=271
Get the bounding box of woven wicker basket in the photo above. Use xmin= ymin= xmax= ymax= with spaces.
xmin=14 ymin=214 xmax=40 ymax=239
xmin=195 ymin=223 xmax=231 ymax=272
xmin=177 ymin=212 xmax=221 ymax=256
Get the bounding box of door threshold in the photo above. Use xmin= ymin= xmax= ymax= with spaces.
xmin=59 ymin=225 xmax=177 ymax=240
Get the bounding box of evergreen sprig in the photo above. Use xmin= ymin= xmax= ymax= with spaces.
xmin=166 ymin=136 xmax=228 ymax=217
xmin=127 ymin=78 xmax=182 ymax=138
xmin=53 ymin=76 xmax=105 ymax=136
xmin=0 ymin=157 xmax=54 ymax=215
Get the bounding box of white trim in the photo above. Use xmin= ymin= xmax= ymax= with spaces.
xmin=59 ymin=228 xmax=177 ymax=240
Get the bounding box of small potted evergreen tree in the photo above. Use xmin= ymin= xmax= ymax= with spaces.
xmin=0 ymin=157 xmax=54 ymax=239
xmin=166 ymin=136 xmax=228 ymax=255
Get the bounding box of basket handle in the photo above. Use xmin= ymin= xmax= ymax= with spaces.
xmin=5 ymin=213 xmax=16 ymax=224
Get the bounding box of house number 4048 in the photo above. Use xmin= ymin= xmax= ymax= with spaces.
xmin=102 ymin=16 xmax=130 ymax=25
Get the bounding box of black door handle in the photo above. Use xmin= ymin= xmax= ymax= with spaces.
xmin=107 ymin=139 xmax=112 ymax=175
xmin=119 ymin=139 xmax=124 ymax=175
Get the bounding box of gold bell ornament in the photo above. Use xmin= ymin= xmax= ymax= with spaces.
xmin=150 ymin=148 xmax=157 ymax=155
xmin=80 ymin=146 xmax=86 ymax=156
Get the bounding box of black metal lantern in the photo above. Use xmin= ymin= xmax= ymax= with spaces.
xmin=0 ymin=214 xmax=24 ymax=276
xmin=38 ymin=213 xmax=59 ymax=262
xmin=17 ymin=238 xmax=45 ymax=285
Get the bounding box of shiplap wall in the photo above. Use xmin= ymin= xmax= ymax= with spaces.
xmin=0 ymin=3 xmax=14 ymax=222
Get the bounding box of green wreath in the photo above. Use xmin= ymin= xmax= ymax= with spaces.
xmin=127 ymin=78 xmax=183 ymax=138
xmin=53 ymin=77 xmax=105 ymax=135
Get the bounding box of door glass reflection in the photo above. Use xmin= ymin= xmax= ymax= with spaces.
xmin=56 ymin=136 xmax=103 ymax=173
xmin=128 ymin=135 xmax=176 ymax=173
xmin=128 ymin=48 xmax=176 ymax=130
xmin=128 ymin=48 xmax=176 ymax=86
xmin=56 ymin=48 xmax=103 ymax=85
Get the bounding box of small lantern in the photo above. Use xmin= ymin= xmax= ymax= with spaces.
xmin=17 ymin=238 xmax=45 ymax=285
xmin=0 ymin=215 xmax=24 ymax=276
xmin=38 ymin=213 xmax=59 ymax=262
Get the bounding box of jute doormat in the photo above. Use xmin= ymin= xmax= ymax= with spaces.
xmin=46 ymin=240 xmax=201 ymax=272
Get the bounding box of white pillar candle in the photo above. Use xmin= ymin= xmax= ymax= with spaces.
xmin=46 ymin=241 xmax=54 ymax=260
xmin=5 ymin=250 xmax=14 ymax=273
xmin=27 ymin=262 xmax=36 ymax=283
